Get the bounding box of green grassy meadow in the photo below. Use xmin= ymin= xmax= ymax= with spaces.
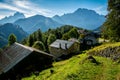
xmin=22 ymin=42 xmax=120 ymax=80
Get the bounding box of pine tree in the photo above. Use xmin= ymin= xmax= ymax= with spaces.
xmin=8 ymin=33 xmax=17 ymax=46
xmin=27 ymin=34 xmax=34 ymax=46
xmin=32 ymin=32 xmax=37 ymax=42
xmin=0 ymin=48 xmax=3 ymax=53
xmin=36 ymin=29 xmax=42 ymax=41
xmin=102 ymin=0 xmax=120 ymax=41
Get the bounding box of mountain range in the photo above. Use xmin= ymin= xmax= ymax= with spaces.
xmin=14 ymin=15 xmax=62 ymax=33
xmin=0 ymin=12 xmax=25 ymax=24
xmin=0 ymin=8 xmax=105 ymax=34
xmin=52 ymin=8 xmax=105 ymax=30
xmin=0 ymin=23 xmax=28 ymax=47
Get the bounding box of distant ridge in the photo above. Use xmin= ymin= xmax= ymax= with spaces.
xmin=14 ymin=15 xmax=62 ymax=33
xmin=0 ymin=12 xmax=25 ymax=24
xmin=52 ymin=8 xmax=106 ymax=30
xmin=0 ymin=23 xmax=28 ymax=47
xmin=0 ymin=8 xmax=105 ymax=34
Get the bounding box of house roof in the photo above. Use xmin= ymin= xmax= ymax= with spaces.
xmin=0 ymin=42 xmax=53 ymax=75
xmin=50 ymin=39 xmax=75 ymax=50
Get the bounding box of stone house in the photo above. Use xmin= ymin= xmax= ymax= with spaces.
xmin=49 ymin=39 xmax=80 ymax=59
xmin=0 ymin=42 xmax=53 ymax=79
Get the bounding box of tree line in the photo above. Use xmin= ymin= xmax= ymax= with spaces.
xmin=0 ymin=25 xmax=83 ymax=53
xmin=21 ymin=25 xmax=82 ymax=52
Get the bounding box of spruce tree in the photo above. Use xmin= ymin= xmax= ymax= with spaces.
xmin=27 ymin=34 xmax=34 ymax=46
xmin=102 ymin=0 xmax=120 ymax=41
xmin=36 ymin=29 xmax=42 ymax=41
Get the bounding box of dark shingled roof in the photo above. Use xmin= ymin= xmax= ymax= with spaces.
xmin=0 ymin=42 xmax=53 ymax=75
xmin=50 ymin=39 xmax=75 ymax=50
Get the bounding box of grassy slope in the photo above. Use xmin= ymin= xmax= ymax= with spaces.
xmin=22 ymin=43 xmax=120 ymax=80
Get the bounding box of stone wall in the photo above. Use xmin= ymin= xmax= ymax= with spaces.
xmin=49 ymin=47 xmax=68 ymax=58
xmin=88 ymin=46 xmax=120 ymax=61
xmin=49 ymin=42 xmax=80 ymax=59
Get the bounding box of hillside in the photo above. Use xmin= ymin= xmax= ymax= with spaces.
xmin=0 ymin=12 xmax=25 ymax=24
xmin=0 ymin=23 xmax=28 ymax=47
xmin=52 ymin=8 xmax=105 ymax=30
xmin=22 ymin=42 xmax=120 ymax=80
xmin=14 ymin=15 xmax=62 ymax=33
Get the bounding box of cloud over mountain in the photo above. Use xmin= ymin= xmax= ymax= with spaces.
xmin=0 ymin=0 xmax=52 ymax=19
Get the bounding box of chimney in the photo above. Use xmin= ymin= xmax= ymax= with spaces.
xmin=59 ymin=43 xmax=61 ymax=49
xmin=65 ymin=43 xmax=68 ymax=49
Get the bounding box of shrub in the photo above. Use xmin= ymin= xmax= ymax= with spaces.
xmin=32 ymin=41 xmax=46 ymax=51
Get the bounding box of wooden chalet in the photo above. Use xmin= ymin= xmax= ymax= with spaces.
xmin=0 ymin=42 xmax=53 ymax=79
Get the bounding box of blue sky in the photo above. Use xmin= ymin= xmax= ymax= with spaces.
xmin=0 ymin=0 xmax=108 ymax=19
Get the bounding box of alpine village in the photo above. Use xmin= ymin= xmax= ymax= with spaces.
xmin=0 ymin=0 xmax=120 ymax=80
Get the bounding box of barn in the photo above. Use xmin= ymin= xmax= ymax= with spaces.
xmin=0 ymin=42 xmax=53 ymax=79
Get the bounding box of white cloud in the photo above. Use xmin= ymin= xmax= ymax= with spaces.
xmin=0 ymin=10 xmax=15 ymax=19
xmin=0 ymin=3 xmax=26 ymax=13
xmin=93 ymin=6 xmax=108 ymax=15
xmin=13 ymin=0 xmax=52 ymax=17
xmin=0 ymin=0 xmax=53 ymax=19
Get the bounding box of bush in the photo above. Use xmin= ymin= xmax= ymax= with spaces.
xmin=47 ymin=34 xmax=56 ymax=45
xmin=32 ymin=41 xmax=46 ymax=51
xmin=8 ymin=33 xmax=17 ymax=46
